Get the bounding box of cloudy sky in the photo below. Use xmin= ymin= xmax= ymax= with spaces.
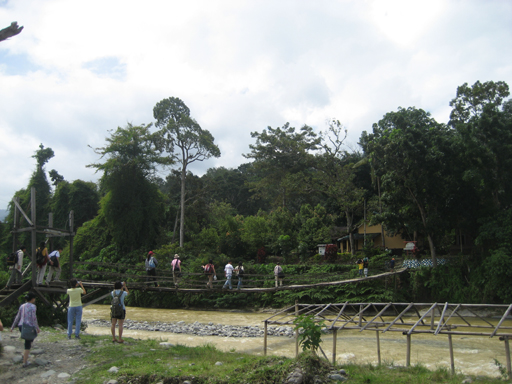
xmin=0 ymin=0 xmax=511 ymax=210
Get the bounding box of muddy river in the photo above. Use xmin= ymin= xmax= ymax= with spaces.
xmin=83 ymin=305 xmax=508 ymax=377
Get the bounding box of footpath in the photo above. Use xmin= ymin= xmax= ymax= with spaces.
xmin=0 ymin=327 xmax=90 ymax=384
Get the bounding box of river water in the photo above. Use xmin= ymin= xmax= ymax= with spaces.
xmin=83 ymin=305 xmax=507 ymax=377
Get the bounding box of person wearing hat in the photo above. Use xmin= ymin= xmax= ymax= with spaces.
xmin=390 ymin=257 xmax=395 ymax=272
xmin=11 ymin=292 xmax=40 ymax=367
xmin=145 ymin=251 xmax=159 ymax=287
xmin=171 ymin=254 xmax=182 ymax=287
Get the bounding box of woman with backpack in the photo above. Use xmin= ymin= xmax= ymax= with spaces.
xmin=10 ymin=292 xmax=40 ymax=367
xmin=111 ymin=281 xmax=129 ymax=343
xmin=145 ymin=251 xmax=159 ymax=287
xmin=36 ymin=242 xmax=49 ymax=285
xmin=235 ymin=262 xmax=244 ymax=290
xmin=67 ymin=278 xmax=86 ymax=339
xmin=202 ymin=260 xmax=216 ymax=289
xmin=274 ymin=263 xmax=284 ymax=287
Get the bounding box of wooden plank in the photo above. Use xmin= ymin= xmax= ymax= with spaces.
xmin=383 ymin=303 xmax=414 ymax=333
xmin=491 ymin=304 xmax=512 ymax=338
xmin=408 ymin=303 xmax=437 ymax=335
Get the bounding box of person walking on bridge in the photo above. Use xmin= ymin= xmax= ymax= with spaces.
xmin=171 ymin=254 xmax=182 ymax=287
xmin=36 ymin=242 xmax=49 ymax=286
xmin=202 ymin=260 xmax=216 ymax=288
xmin=46 ymin=247 xmax=63 ymax=285
xmin=234 ymin=262 xmax=244 ymax=289
xmin=274 ymin=263 xmax=284 ymax=287
xmin=145 ymin=251 xmax=159 ymax=287
xmin=222 ymin=261 xmax=234 ymax=290
xmin=6 ymin=245 xmax=25 ymax=289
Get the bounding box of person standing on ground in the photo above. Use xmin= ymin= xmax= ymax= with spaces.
xmin=145 ymin=251 xmax=159 ymax=287
xmin=202 ymin=260 xmax=216 ymax=289
xmin=10 ymin=292 xmax=40 ymax=367
xmin=363 ymin=257 xmax=369 ymax=278
xmin=6 ymin=245 xmax=25 ymax=289
xmin=46 ymin=247 xmax=63 ymax=285
xmin=36 ymin=242 xmax=49 ymax=285
xmin=171 ymin=254 xmax=182 ymax=287
xmin=222 ymin=261 xmax=234 ymax=289
xmin=357 ymin=258 xmax=364 ymax=277
xmin=111 ymin=281 xmax=129 ymax=343
xmin=67 ymin=278 xmax=86 ymax=340
xmin=234 ymin=262 xmax=244 ymax=290
xmin=274 ymin=262 xmax=284 ymax=287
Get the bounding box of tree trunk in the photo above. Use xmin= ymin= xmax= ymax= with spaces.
xmin=346 ymin=209 xmax=355 ymax=255
xmin=377 ymin=177 xmax=385 ymax=247
xmin=407 ymin=187 xmax=437 ymax=267
xmin=427 ymin=233 xmax=437 ymax=268
xmin=179 ymin=162 xmax=187 ymax=248
xmin=171 ymin=207 xmax=179 ymax=244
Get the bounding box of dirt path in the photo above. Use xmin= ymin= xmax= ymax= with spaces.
xmin=0 ymin=328 xmax=92 ymax=384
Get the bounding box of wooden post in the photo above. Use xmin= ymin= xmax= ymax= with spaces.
xmin=359 ymin=304 xmax=363 ymax=327
xmin=12 ymin=196 xmax=19 ymax=253
xmin=30 ymin=188 xmax=37 ymax=287
xmin=376 ymin=328 xmax=381 ymax=365
xmin=448 ymin=328 xmax=455 ymax=375
xmin=332 ymin=328 xmax=337 ymax=365
xmin=295 ymin=300 xmax=299 ymax=357
xmin=263 ymin=320 xmax=268 ymax=356
xmin=406 ymin=333 xmax=411 ymax=367
xmin=504 ymin=337 xmax=511 ymax=379
xmin=69 ymin=210 xmax=74 ymax=278
xmin=430 ymin=308 xmax=435 ymax=330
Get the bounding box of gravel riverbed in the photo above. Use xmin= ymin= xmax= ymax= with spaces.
xmin=86 ymin=319 xmax=297 ymax=338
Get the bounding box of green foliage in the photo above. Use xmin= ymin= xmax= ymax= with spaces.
xmin=293 ymin=314 xmax=324 ymax=353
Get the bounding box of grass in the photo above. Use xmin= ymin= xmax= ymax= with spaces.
xmin=67 ymin=333 xmax=506 ymax=384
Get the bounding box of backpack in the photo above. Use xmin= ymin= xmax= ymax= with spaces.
xmin=111 ymin=291 xmax=124 ymax=318
xmin=204 ymin=264 xmax=213 ymax=275
xmin=149 ymin=257 xmax=156 ymax=269
xmin=7 ymin=251 xmax=18 ymax=266
xmin=36 ymin=248 xmax=45 ymax=265
xmin=237 ymin=267 xmax=244 ymax=277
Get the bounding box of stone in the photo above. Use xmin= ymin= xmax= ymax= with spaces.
xmin=183 ymin=381 xmax=192 ymax=384
xmin=4 ymin=345 xmax=16 ymax=353
xmin=31 ymin=348 xmax=45 ymax=355
xmin=58 ymin=372 xmax=71 ymax=378
xmin=41 ymin=370 xmax=56 ymax=378
xmin=328 ymin=373 xmax=346 ymax=381
xmin=34 ymin=358 xmax=50 ymax=366
xmin=338 ymin=369 xmax=346 ymax=375
xmin=215 ymin=362 xmax=223 ymax=366
xmin=108 ymin=366 xmax=119 ymax=373
xmin=12 ymin=355 xmax=23 ymax=364
xmin=159 ymin=342 xmax=174 ymax=347
xmin=105 ymin=380 xmax=118 ymax=384
xmin=285 ymin=368 xmax=303 ymax=384
xmin=462 ymin=379 xmax=472 ymax=384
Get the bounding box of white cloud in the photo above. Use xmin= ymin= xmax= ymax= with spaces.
xmin=0 ymin=0 xmax=511 ymax=207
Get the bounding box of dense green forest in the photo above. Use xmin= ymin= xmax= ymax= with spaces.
xmin=1 ymin=81 xmax=512 ymax=308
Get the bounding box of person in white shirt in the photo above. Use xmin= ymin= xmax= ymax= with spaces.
xmin=46 ymin=247 xmax=63 ymax=285
xmin=222 ymin=261 xmax=234 ymax=290
xmin=6 ymin=245 xmax=25 ymax=288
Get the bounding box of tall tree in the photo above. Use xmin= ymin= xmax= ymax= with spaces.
xmin=360 ymin=107 xmax=457 ymax=266
xmin=153 ymin=97 xmax=221 ymax=247
xmin=244 ymin=123 xmax=321 ymax=211
xmin=88 ymin=123 xmax=170 ymax=252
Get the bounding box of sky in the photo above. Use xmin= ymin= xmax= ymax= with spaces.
xmin=0 ymin=0 xmax=511 ymax=210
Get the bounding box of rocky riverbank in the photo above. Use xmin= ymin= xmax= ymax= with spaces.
xmin=86 ymin=319 xmax=296 ymax=338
